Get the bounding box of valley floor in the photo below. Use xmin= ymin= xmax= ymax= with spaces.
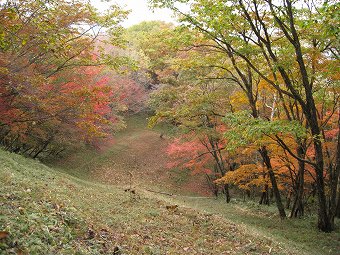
xmin=1 ymin=115 xmax=339 ymax=254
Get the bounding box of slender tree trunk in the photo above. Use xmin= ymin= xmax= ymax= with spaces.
xmin=32 ymin=137 xmax=53 ymax=159
xmin=259 ymin=184 xmax=269 ymax=205
xmin=329 ymin=113 xmax=340 ymax=226
xmin=205 ymin=174 xmax=218 ymax=198
xmin=22 ymin=145 xmax=33 ymax=154
xmin=6 ymin=134 xmax=19 ymax=151
xmin=55 ymin=148 xmax=65 ymax=157
xmin=259 ymin=146 xmax=286 ymax=219
xmin=336 ymin=191 xmax=340 ymax=218
xmin=286 ymin=190 xmax=292 ymax=209
xmin=290 ymin=144 xmax=305 ymax=217
xmin=223 ymin=184 xmax=231 ymax=203
xmin=209 ymin=138 xmax=231 ymax=203
xmin=246 ymin=189 xmax=251 ymax=198
xmin=242 ymin=79 xmax=285 ymax=216
xmin=309 ymin=117 xmax=332 ymax=231
xmin=0 ymin=129 xmax=11 ymax=145
xmin=291 ymin=11 xmax=332 ymax=230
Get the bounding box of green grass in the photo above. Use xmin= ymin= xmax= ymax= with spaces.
xmin=46 ymin=113 xmax=151 ymax=179
xmin=0 ymin=149 xmax=293 ymax=254
xmin=173 ymin=197 xmax=340 ymax=255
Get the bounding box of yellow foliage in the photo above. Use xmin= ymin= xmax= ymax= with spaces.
xmin=229 ymin=90 xmax=249 ymax=111
xmin=217 ymin=164 xmax=266 ymax=190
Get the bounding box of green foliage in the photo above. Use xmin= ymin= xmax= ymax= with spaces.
xmin=124 ymin=21 xmax=175 ymax=69
xmin=223 ymin=111 xmax=307 ymax=151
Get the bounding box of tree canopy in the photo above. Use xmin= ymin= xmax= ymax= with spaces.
xmin=148 ymin=0 xmax=339 ymax=232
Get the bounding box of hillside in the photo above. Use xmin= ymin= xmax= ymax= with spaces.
xmin=0 ymin=149 xmax=282 ymax=254
xmin=1 ymin=115 xmax=339 ymax=254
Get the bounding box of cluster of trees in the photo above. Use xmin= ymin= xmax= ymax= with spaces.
xmin=1 ymin=0 xmax=338 ymax=233
xmin=147 ymin=0 xmax=339 ymax=232
xmin=124 ymin=21 xmax=180 ymax=88
xmin=0 ymin=0 xmax=146 ymax=158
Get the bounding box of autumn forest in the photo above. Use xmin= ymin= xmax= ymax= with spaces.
xmin=0 ymin=0 xmax=339 ymax=254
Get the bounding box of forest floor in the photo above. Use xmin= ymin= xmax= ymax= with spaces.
xmin=1 ymin=114 xmax=339 ymax=254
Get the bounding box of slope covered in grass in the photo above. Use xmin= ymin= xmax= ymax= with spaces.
xmin=49 ymin=114 xmax=339 ymax=255
xmin=1 ymin=113 xmax=339 ymax=254
xmin=0 ymin=149 xmax=297 ymax=254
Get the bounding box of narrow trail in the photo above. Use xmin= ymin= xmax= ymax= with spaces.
xmin=60 ymin=114 xmax=209 ymax=196
xmin=92 ymin=123 xmax=209 ymax=195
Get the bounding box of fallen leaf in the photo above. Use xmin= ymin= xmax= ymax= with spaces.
xmin=16 ymin=249 xmax=25 ymax=255
xmin=0 ymin=231 xmax=9 ymax=240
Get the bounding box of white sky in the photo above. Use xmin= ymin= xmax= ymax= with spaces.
xmin=91 ymin=0 xmax=177 ymax=27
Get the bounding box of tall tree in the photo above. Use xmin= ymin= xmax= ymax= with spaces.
xmin=0 ymin=0 xmax=129 ymax=157
xmin=151 ymin=0 xmax=339 ymax=232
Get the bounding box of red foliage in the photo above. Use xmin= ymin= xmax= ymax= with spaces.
xmin=111 ymin=75 xmax=148 ymax=113
xmin=166 ymin=135 xmax=217 ymax=175
xmin=0 ymin=63 xmax=126 ymax=154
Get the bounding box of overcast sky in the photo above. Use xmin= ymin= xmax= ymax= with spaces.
xmin=91 ymin=0 xmax=176 ymax=27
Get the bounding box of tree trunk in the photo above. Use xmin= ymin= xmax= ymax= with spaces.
xmin=223 ymin=184 xmax=231 ymax=203
xmin=329 ymin=114 xmax=340 ymax=226
xmin=210 ymin=138 xmax=230 ymax=203
xmin=290 ymin=144 xmax=305 ymax=217
xmin=286 ymin=191 xmax=292 ymax=209
xmin=205 ymin=174 xmax=218 ymax=198
xmin=259 ymin=184 xmax=270 ymax=205
xmin=291 ymin=11 xmax=332 ymax=230
xmin=310 ymin=121 xmax=332 ymax=231
xmin=336 ymin=191 xmax=340 ymax=218
xmin=259 ymin=146 xmax=286 ymax=219
xmin=32 ymin=137 xmax=53 ymax=159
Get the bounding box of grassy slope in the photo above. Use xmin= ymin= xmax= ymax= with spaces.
xmin=1 ymin=114 xmax=339 ymax=254
xmin=1 ymin=149 xmax=289 ymax=255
